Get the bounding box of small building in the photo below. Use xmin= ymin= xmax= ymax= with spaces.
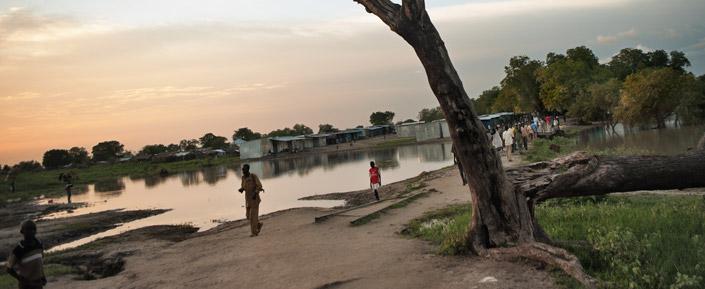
xmin=270 ymin=136 xmax=311 ymax=153
xmin=306 ymin=134 xmax=329 ymax=147
xmin=240 ymin=138 xmax=273 ymax=160
xmin=395 ymin=121 xmax=425 ymax=138
xmin=233 ymin=138 xmax=247 ymax=147
xmin=395 ymin=120 xmax=449 ymax=141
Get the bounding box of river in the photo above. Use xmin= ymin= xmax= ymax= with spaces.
xmin=575 ymin=123 xmax=704 ymax=155
xmin=45 ymin=142 xmax=455 ymax=250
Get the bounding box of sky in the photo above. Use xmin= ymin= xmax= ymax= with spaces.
xmin=1 ymin=0 xmax=704 ymax=164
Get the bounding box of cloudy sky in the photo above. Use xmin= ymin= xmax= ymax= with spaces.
xmin=1 ymin=0 xmax=704 ymax=164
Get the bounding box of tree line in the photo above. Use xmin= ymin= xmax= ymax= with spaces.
xmin=470 ymin=46 xmax=705 ymax=129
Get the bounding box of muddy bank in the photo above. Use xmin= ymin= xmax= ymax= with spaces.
xmin=46 ymin=225 xmax=197 ymax=280
xmin=0 ymin=208 xmax=168 ymax=262
xmin=0 ymin=202 xmax=84 ymax=229
xmin=300 ymin=166 xmax=456 ymax=207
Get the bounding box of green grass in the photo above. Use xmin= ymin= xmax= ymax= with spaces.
xmin=0 ymin=264 xmax=76 ymax=289
xmin=0 ymin=155 xmax=240 ymax=204
xmin=522 ymin=136 xmax=579 ymax=163
xmin=402 ymin=203 xmax=472 ymax=255
xmin=405 ymin=195 xmax=705 ymax=289
xmin=375 ymin=137 xmax=416 ymax=148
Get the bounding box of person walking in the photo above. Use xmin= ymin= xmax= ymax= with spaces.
xmin=58 ymin=173 xmax=73 ymax=204
xmin=238 ymin=164 xmax=264 ymax=237
xmin=6 ymin=220 xmax=46 ymax=289
xmin=521 ymin=124 xmax=530 ymax=150
xmin=5 ymin=168 xmax=17 ymax=193
xmin=502 ymin=126 xmax=514 ymax=162
xmin=369 ymin=161 xmax=382 ymax=201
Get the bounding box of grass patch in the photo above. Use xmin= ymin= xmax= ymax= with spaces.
xmin=402 ymin=203 xmax=472 ymax=255
xmin=350 ymin=191 xmax=430 ymax=226
xmin=375 ymin=137 xmax=416 ymax=148
xmin=0 ymin=155 xmax=240 ymax=204
xmin=538 ymin=195 xmax=705 ymax=289
xmin=404 ymin=195 xmax=705 ymax=289
xmin=523 ymin=136 xmax=579 ymax=163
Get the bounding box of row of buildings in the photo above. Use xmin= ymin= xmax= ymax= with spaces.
xmin=240 ymin=125 xmax=395 ymax=159
xmin=240 ymin=112 xmax=523 ymax=160
xmin=396 ymin=112 xmax=522 ymax=142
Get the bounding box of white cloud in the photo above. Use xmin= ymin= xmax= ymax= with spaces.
xmin=597 ymin=28 xmax=637 ymax=44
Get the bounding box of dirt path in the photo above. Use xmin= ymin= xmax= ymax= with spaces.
xmin=49 ymin=155 xmax=557 ymax=289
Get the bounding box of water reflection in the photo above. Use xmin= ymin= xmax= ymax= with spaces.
xmin=46 ymin=142 xmax=454 ymax=239
xmin=577 ymin=124 xmax=704 ymax=155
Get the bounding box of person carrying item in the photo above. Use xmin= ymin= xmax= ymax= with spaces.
xmin=369 ymin=161 xmax=382 ymax=201
xmin=238 ymin=164 xmax=264 ymax=237
xmin=6 ymin=220 xmax=46 ymax=289
xmin=492 ymin=128 xmax=504 ymax=152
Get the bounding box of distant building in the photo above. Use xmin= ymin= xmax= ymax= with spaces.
xmin=233 ymin=138 xmax=247 ymax=146
xmin=395 ymin=119 xmax=449 ymax=141
xmin=240 ymin=138 xmax=273 ymax=159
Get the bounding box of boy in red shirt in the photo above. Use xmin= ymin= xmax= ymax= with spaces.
xmin=369 ymin=161 xmax=381 ymax=201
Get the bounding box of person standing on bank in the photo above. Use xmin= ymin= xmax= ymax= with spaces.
xmin=369 ymin=161 xmax=381 ymax=201
xmin=58 ymin=173 xmax=73 ymax=204
xmin=6 ymin=220 xmax=46 ymax=289
xmin=238 ymin=164 xmax=264 ymax=237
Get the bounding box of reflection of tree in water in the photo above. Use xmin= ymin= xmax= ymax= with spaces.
xmin=143 ymin=175 xmax=168 ymax=188
xmin=94 ymin=178 xmax=125 ymax=195
xmin=72 ymin=184 xmax=90 ymax=195
xmin=179 ymin=171 xmax=201 ymax=187
xmin=324 ymin=150 xmax=367 ymax=168
xmin=202 ymin=166 xmax=228 ymax=185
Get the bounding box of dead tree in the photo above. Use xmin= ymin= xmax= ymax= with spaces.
xmin=353 ymin=1 xmax=705 ymax=287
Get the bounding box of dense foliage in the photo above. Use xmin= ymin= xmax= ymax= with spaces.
xmin=471 ymin=46 xmax=705 ymax=127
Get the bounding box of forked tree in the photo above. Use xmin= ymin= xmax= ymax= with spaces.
xmin=352 ymin=0 xmax=705 ymax=287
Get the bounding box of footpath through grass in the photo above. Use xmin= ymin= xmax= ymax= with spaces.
xmin=0 ymin=156 xmax=240 ymax=204
xmin=403 ymin=195 xmax=705 ymax=289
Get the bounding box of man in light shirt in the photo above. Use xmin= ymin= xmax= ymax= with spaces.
xmin=502 ymin=126 xmax=514 ymax=162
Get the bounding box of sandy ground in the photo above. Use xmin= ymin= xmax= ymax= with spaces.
xmin=47 ymin=154 xmax=559 ymax=289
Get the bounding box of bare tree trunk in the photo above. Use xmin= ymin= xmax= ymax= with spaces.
xmin=354 ymin=0 xmax=534 ymax=253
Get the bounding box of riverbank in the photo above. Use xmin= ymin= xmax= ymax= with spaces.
xmin=10 ymin=153 xmax=563 ymax=289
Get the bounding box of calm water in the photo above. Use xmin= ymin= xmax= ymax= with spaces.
xmin=576 ymin=124 xmax=705 ymax=155
xmin=46 ymin=142 xmax=454 ymax=250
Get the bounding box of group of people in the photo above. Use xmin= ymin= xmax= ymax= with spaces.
xmin=489 ymin=114 xmax=561 ymax=162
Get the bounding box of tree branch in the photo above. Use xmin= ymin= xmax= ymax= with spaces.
xmin=401 ymin=0 xmax=425 ymax=22
xmin=353 ymin=0 xmax=401 ymax=30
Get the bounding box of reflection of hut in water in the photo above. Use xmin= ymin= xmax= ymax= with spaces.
xmin=179 ymin=171 xmax=201 ymax=187
xmin=418 ymin=142 xmax=452 ymax=162
xmin=202 ymin=166 xmax=228 ymax=184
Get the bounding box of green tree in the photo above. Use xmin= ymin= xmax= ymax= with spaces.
xmin=647 ymin=50 xmax=669 ymax=68
xmin=569 ymin=79 xmax=622 ymax=125
xmin=616 ymin=68 xmax=683 ymax=128
xmin=395 ymin=119 xmax=416 ymax=125
xmin=13 ymin=160 xmax=42 ymax=172
xmin=232 ymin=127 xmax=262 ymax=141
xmin=502 ymin=56 xmax=545 ymax=113
xmin=492 ymin=88 xmax=519 ymax=112
xmin=538 ymin=46 xmax=606 ymax=113
xmin=318 ymin=124 xmax=339 ymax=134
xmin=179 ymin=139 xmax=199 ymax=151
xmin=668 ymin=51 xmax=691 ymax=72
xmin=292 ymin=124 xmax=314 ymax=135
xmin=42 ymin=149 xmax=71 ymax=169
xmin=675 ymin=74 xmax=705 ymax=125
xmin=92 ymin=140 xmax=124 ymax=162
xmin=608 ymin=48 xmax=650 ymax=80
xmin=140 ymin=144 xmax=169 ymax=156
xmin=369 ymin=111 xmax=395 ymax=125
xmin=418 ymin=106 xmax=445 ymax=122
xmin=199 ymin=133 xmax=229 ymax=149
xmin=472 ymin=86 xmax=500 ymax=115
xmin=166 ymin=144 xmax=180 ymax=152
xmin=68 ymin=147 xmax=89 ymax=165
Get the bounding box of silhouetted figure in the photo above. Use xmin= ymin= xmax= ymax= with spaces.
xmin=238 ymin=164 xmax=264 ymax=237
xmin=58 ymin=173 xmax=73 ymax=204
xmin=369 ymin=161 xmax=381 ymax=201
xmin=6 ymin=220 xmax=46 ymax=289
